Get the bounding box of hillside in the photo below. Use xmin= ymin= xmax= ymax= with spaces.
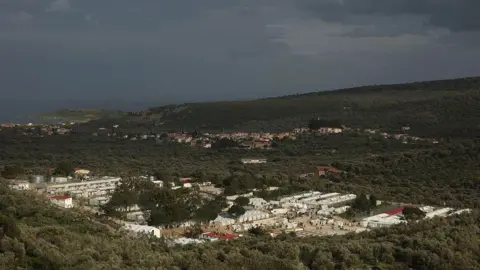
xmin=1 ymin=184 xmax=480 ymax=269
xmin=80 ymin=76 xmax=480 ymax=137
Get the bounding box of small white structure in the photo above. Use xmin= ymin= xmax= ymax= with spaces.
xmin=317 ymin=127 xmax=343 ymax=134
xmin=179 ymin=220 xmax=198 ymax=228
xmin=233 ymin=224 xmax=250 ymax=232
xmin=181 ymin=179 xmax=193 ymax=188
xmin=425 ymin=208 xmax=452 ymax=219
xmin=271 ymin=208 xmax=288 ymax=215
xmin=200 ymin=186 xmax=223 ymax=195
xmin=74 ymin=169 xmax=90 ymax=178
xmin=116 ymin=204 xmax=142 ymax=212
xmin=448 ymin=209 xmax=471 ymax=216
xmin=249 ymin=198 xmax=268 ymax=209
xmin=122 ymin=224 xmax=161 ymax=238
xmin=226 ymin=192 xmax=254 ymax=201
xmin=267 ymin=200 xmax=281 ymax=208
xmin=202 ymin=143 xmax=212 ymax=148
xmin=420 ymin=206 xmax=434 ymax=213
xmin=333 ymin=206 xmax=351 ymax=214
xmin=226 ymin=195 xmax=238 ymax=201
xmin=241 ymin=158 xmax=267 ymax=164
xmin=50 ymin=176 xmax=69 ymax=183
xmin=174 ymin=237 xmax=205 ymax=246
xmin=126 ymin=211 xmax=145 ymax=222
xmin=334 ymin=220 xmax=344 ymax=227
xmin=9 ymin=181 xmax=30 ymax=190
xmin=50 ymin=195 xmax=73 ymax=209
xmin=212 ymin=215 xmax=236 ymax=226
xmin=281 ymin=202 xmax=308 ymax=209
xmin=316 ymin=208 xmax=333 ymax=216
xmin=361 ymin=213 xmax=407 ymax=228
xmin=279 ymin=191 xmax=323 ymax=204
xmin=307 ymin=194 xmax=356 ymax=208
xmin=152 ymin=180 xmax=164 ymax=188
xmin=237 ymin=210 xmax=270 ymax=223
xmin=285 ymin=222 xmax=298 ymax=229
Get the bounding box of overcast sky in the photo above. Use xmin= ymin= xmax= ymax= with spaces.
xmin=2 ymin=0 xmax=480 ymax=105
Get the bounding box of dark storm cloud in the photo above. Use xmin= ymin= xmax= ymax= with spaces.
xmin=1 ymin=0 xmax=480 ymax=107
xmin=1 ymin=10 xmax=33 ymax=24
xmin=46 ymin=0 xmax=71 ymax=12
xmin=298 ymin=0 xmax=480 ymax=33
xmin=0 ymin=0 xmax=296 ymax=101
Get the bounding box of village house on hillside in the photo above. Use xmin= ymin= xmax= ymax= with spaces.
xmin=8 ymin=180 xmax=30 ymax=190
xmin=316 ymin=127 xmax=343 ymax=134
xmin=308 ymin=118 xmax=344 ymax=134
xmin=241 ymin=158 xmax=267 ymax=164
xmin=50 ymin=195 xmax=73 ymax=208
xmin=317 ymin=165 xmax=343 ymax=177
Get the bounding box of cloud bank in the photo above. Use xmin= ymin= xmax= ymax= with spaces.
xmin=1 ymin=0 xmax=479 ymax=103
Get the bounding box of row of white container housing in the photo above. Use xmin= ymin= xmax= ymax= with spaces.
xmin=278 ymin=191 xmax=356 ymax=209
xmin=361 ymin=213 xmax=407 ymax=228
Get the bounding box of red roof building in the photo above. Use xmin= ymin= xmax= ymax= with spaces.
xmin=49 ymin=195 xmax=73 ymax=208
xmin=179 ymin=177 xmax=192 ymax=183
xmin=383 ymin=207 xmax=405 ymax=216
xmin=317 ymin=166 xmax=342 ymax=176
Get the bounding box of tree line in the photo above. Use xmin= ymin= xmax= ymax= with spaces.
xmin=0 ymin=183 xmax=479 ymax=269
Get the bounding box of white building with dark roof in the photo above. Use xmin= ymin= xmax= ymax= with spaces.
xmin=46 ymin=176 xmax=121 ymax=198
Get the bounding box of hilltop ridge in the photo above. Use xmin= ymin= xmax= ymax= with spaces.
xmin=72 ymin=76 xmax=480 ymax=137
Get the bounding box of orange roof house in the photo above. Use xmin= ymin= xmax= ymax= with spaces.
xmin=317 ymin=166 xmax=342 ymax=176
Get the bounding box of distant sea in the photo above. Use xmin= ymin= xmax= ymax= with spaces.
xmin=0 ymin=99 xmax=161 ymax=124
xmin=0 ymin=100 xmax=48 ymax=124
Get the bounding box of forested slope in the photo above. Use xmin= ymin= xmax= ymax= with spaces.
xmin=2 ymin=130 xmax=480 ymax=208
xmin=80 ymin=76 xmax=480 ymax=137
xmin=0 ymin=184 xmax=479 ymax=269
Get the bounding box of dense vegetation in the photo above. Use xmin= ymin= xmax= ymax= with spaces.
xmin=2 ymin=76 xmax=480 ymax=269
xmin=102 ymin=177 xmax=228 ymax=226
xmin=1 ymin=129 xmax=479 ymax=208
xmin=78 ymin=77 xmax=480 ymax=138
xmin=0 ymin=184 xmax=479 ymax=269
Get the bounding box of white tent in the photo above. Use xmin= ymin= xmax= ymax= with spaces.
xmin=212 ymin=215 xmax=235 ymax=226
xmin=122 ymin=224 xmax=161 ymax=238
xmin=237 ymin=210 xmax=270 ymax=223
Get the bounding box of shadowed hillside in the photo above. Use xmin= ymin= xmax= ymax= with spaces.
xmin=79 ymin=76 xmax=480 ymax=137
